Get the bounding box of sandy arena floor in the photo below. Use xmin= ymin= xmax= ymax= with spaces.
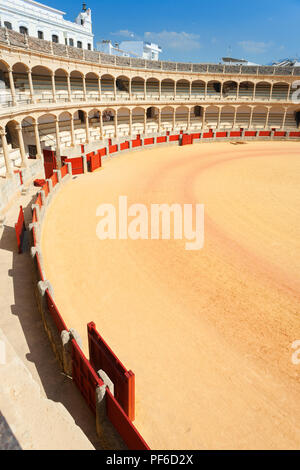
xmin=42 ymin=141 xmax=300 ymax=450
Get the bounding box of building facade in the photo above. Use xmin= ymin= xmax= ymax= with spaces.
xmin=0 ymin=0 xmax=94 ymax=50
xmin=97 ymin=40 xmax=162 ymax=61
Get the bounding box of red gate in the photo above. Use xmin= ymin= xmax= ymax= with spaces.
xmin=72 ymin=339 xmax=104 ymax=415
xmin=64 ymin=157 xmax=84 ymax=175
xmin=88 ymin=322 xmax=135 ymax=421
xmin=15 ymin=206 xmax=26 ymax=254
xmin=43 ymin=150 xmax=57 ymax=179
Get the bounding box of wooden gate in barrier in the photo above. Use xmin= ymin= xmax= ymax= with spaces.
xmin=87 ymin=322 xmax=135 ymax=421
xmin=43 ymin=150 xmax=57 ymax=179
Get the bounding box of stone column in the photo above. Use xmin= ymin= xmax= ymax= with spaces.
xmin=282 ymin=108 xmax=288 ymax=129
xmin=253 ymin=83 xmax=257 ymax=101
xmin=51 ymin=72 xmax=57 ymax=103
xmin=287 ymin=83 xmax=291 ymax=101
xmin=249 ymin=107 xmax=254 ymax=128
xmin=129 ymin=79 xmax=132 ymax=100
xmin=204 ymin=82 xmax=208 ymax=100
xmin=28 ymin=70 xmax=35 ymax=104
xmin=265 ymin=107 xmax=270 ymax=128
xmin=8 ymin=68 xmax=17 ymax=106
xmin=67 ymin=74 xmax=72 ymax=102
xmin=99 ymin=111 xmax=103 ymax=140
xmin=217 ymin=107 xmax=221 ymax=129
xmin=70 ymin=115 xmax=75 ymax=147
xmin=33 ymin=121 xmax=42 ymax=159
xmin=158 ymin=109 xmax=161 ymax=133
xmin=233 ymin=107 xmax=237 ymax=128
xmin=220 ymin=82 xmax=224 ymax=100
xmin=143 ymin=109 xmax=147 ymax=134
xmin=83 ymin=76 xmax=87 ymax=101
xmin=172 ymin=108 xmax=176 ymax=131
xmin=189 ymin=82 xmax=192 ymax=100
xmin=54 ymin=118 xmax=61 ymax=167
xmin=158 ymin=80 xmax=161 ymax=100
xmin=98 ymin=77 xmax=101 ymax=101
xmin=202 ymin=108 xmax=206 ymax=129
xmin=0 ymin=129 xmax=13 ymax=177
xmin=269 ymin=84 xmax=273 ymax=100
xmin=236 ymin=82 xmax=240 ymax=100
xmin=113 ymin=77 xmax=117 ymax=100
xmin=144 ymin=80 xmax=147 ymax=100
xmin=129 ymin=110 xmax=132 ymax=136
xmin=114 ymin=112 xmax=118 ymax=137
xmin=85 ymin=114 xmax=90 ymax=143
xmin=187 ymin=108 xmax=191 ymax=131
xmin=16 ymin=124 xmax=27 ymax=167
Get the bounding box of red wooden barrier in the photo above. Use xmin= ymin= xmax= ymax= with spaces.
xmin=88 ymin=322 xmax=135 ymax=421
xmin=64 ymin=157 xmax=84 ymax=175
xmin=132 ymin=139 xmax=142 ymax=148
xmin=61 ymin=165 xmax=68 ymax=178
xmin=120 ymin=141 xmax=130 ymax=150
xmin=106 ymin=390 xmax=150 ymax=450
xmin=109 ymin=144 xmax=118 ymax=153
xmin=259 ymin=131 xmax=271 ymax=137
xmin=191 ymin=133 xmax=201 ymax=139
xmin=98 ymin=148 xmax=107 ymax=157
xmin=35 ymin=193 xmax=42 ymax=208
xmin=274 ymin=131 xmax=286 ymax=137
xmin=43 ymin=150 xmax=56 ymax=179
xmin=46 ymin=290 xmax=68 ymax=334
xmin=144 ymin=138 xmax=154 ymax=145
xmin=51 ymin=172 xmax=58 ymax=188
xmin=35 ymin=254 xmax=44 ymax=282
xmin=203 ymin=132 xmax=214 ymax=138
xmin=15 ymin=206 xmax=26 ymax=254
xmin=245 ymin=131 xmax=257 ymax=137
xmin=90 ymin=153 xmax=102 ymax=172
xmin=14 ymin=170 xmax=23 ymax=185
xmin=169 ymin=134 xmax=180 ymax=142
xmin=72 ymin=339 xmax=104 ymax=415
xmin=216 ymin=132 xmax=227 ymax=138
xmin=42 ymin=182 xmax=49 ymax=198
xmin=181 ymin=134 xmax=193 ymax=146
xmin=289 ymin=131 xmax=300 ymax=137
xmin=156 ymin=136 xmax=167 ymax=143
xmin=230 ymin=131 xmax=242 ymax=137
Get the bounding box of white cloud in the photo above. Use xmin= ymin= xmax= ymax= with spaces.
xmin=110 ymin=30 xmax=136 ymax=38
xmin=238 ymin=40 xmax=273 ymax=54
xmin=144 ymin=31 xmax=202 ymax=51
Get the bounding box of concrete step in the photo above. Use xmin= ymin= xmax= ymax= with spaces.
xmin=0 ymin=330 xmax=95 ymax=450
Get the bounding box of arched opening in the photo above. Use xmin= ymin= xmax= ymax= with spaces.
xmin=117 ymin=107 xmax=130 ymax=136
xmin=220 ymin=106 xmax=235 ymax=128
xmin=116 ymin=75 xmax=130 ymax=99
xmin=146 ymin=78 xmax=159 ymax=99
xmin=146 ymin=106 xmax=159 ymax=133
xmin=161 ymin=106 xmax=174 ymax=131
xmin=271 ymin=83 xmax=289 ymax=101
xmin=86 ymin=72 xmax=100 ymax=100
xmin=236 ymin=106 xmax=251 ymax=127
xmin=12 ymin=62 xmax=30 ymax=103
xmin=175 ymin=106 xmax=188 ymax=131
xmin=239 ymin=81 xmax=255 ymax=100
xmin=252 ymin=106 xmax=268 ymax=128
xmin=57 ymin=111 xmax=73 ymax=148
xmin=191 ymin=106 xmax=204 ymax=130
xmin=37 ymin=114 xmax=57 ymax=150
xmin=207 ymin=81 xmax=221 ymax=99
xmin=176 ymin=80 xmax=190 ymax=99
xmin=161 ymin=79 xmax=175 ymax=99
xmin=222 ymin=81 xmax=238 ymax=99
xmin=21 ymin=116 xmax=38 ymax=158
xmin=191 ymin=80 xmax=205 ymax=99
xmin=268 ymin=107 xmax=285 ymax=128
xmin=101 ymin=74 xmax=115 ymax=100
xmin=5 ymin=120 xmax=23 ymax=167
xmin=255 ymin=82 xmax=271 ymax=101
xmin=132 ymin=107 xmax=145 ymax=135
xmin=102 ymin=108 xmax=115 ymax=138
xmin=70 ymin=71 xmax=84 ymax=101
xmin=55 ymin=69 xmax=68 ymax=102
xmin=31 ymin=66 xmax=53 ymax=102
xmin=131 ymin=77 xmax=145 ymax=100
xmin=87 ymin=108 xmax=101 ymax=141
xmin=205 ymin=106 xmax=219 ymax=128
xmin=0 ymin=60 xmax=12 ymax=106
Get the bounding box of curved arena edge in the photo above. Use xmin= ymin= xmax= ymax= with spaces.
xmin=0 ymin=28 xmax=300 ymax=450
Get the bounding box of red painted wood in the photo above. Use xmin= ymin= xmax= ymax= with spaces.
xmin=88 ymin=322 xmax=135 ymax=421
xmin=15 ymin=206 xmax=26 ymax=254
xmin=106 ymin=390 xmax=150 ymax=450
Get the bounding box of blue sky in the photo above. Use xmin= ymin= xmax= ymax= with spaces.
xmin=46 ymin=0 xmax=299 ymax=63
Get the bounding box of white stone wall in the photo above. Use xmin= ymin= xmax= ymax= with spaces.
xmin=0 ymin=0 xmax=94 ymax=50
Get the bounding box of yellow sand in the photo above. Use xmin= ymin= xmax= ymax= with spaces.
xmin=42 ymin=141 xmax=300 ymax=450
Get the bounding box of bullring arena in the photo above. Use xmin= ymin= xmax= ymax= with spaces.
xmin=0 ymin=27 xmax=300 ymax=450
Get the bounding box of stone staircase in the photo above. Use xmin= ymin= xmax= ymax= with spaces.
xmin=0 ymin=143 xmax=23 ymax=177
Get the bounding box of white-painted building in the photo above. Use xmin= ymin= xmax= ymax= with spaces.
xmin=0 ymin=0 xmax=94 ymax=50
xmin=97 ymin=40 xmax=162 ymax=61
